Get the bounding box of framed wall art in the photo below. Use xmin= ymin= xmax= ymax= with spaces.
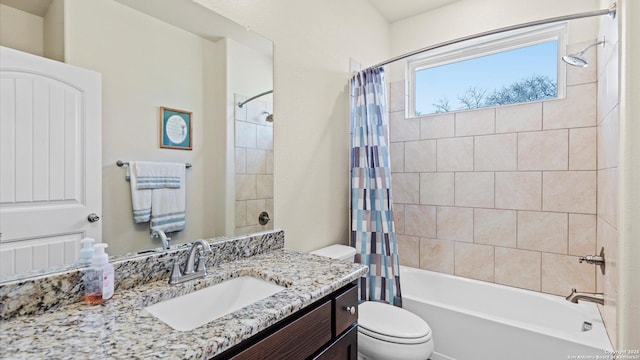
xmin=160 ymin=106 xmax=192 ymax=150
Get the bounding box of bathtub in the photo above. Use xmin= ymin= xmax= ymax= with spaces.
xmin=399 ymin=266 xmax=613 ymax=360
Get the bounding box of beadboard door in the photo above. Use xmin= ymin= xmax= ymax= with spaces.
xmin=0 ymin=46 xmax=102 ymax=277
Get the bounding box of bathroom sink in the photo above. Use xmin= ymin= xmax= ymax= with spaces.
xmin=144 ymin=276 xmax=285 ymax=331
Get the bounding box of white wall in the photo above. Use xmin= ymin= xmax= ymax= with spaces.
xmin=196 ymin=0 xmax=390 ymax=251
xmin=0 ymin=4 xmax=44 ymax=56
xmin=64 ymin=0 xmax=220 ymax=255
xmin=43 ymin=0 xmax=65 ymax=61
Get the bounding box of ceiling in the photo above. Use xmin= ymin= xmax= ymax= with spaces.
xmin=0 ymin=0 xmax=52 ymax=16
xmin=367 ymin=0 xmax=461 ymax=23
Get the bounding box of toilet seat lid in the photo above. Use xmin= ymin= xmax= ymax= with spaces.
xmin=358 ymin=301 xmax=432 ymax=344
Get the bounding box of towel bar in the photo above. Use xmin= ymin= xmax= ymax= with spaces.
xmin=116 ymin=160 xmax=192 ymax=168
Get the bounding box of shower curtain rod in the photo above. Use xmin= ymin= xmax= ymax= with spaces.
xmin=370 ymin=3 xmax=616 ymax=69
xmin=237 ymin=90 xmax=273 ymax=108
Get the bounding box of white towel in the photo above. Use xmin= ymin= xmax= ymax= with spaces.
xmin=127 ymin=161 xmax=186 ymax=233
xmin=126 ymin=161 xmax=152 ymax=223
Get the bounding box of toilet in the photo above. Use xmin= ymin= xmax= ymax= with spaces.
xmin=310 ymin=245 xmax=434 ymax=360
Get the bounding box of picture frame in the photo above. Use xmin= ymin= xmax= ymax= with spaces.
xmin=160 ymin=106 xmax=192 ymax=150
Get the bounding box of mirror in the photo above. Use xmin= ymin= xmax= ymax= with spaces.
xmin=0 ymin=0 xmax=273 ymax=281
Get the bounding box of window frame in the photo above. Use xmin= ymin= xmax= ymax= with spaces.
xmin=406 ymin=23 xmax=567 ymax=118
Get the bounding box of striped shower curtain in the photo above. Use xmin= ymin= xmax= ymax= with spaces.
xmin=350 ymin=67 xmax=402 ymax=307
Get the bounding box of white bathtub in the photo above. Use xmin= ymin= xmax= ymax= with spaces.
xmin=400 ymin=266 xmax=613 ymax=360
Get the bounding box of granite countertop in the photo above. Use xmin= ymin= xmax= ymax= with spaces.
xmin=0 ymin=249 xmax=367 ymax=359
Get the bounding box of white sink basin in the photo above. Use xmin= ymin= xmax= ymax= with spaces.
xmin=145 ymin=276 xmax=285 ymax=331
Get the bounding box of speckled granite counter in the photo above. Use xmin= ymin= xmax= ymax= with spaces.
xmin=0 ymin=248 xmax=367 ymax=359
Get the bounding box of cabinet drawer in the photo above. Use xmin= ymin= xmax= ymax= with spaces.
xmin=230 ymin=300 xmax=332 ymax=360
xmin=334 ymin=285 xmax=358 ymax=336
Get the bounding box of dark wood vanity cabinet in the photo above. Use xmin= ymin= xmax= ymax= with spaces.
xmin=214 ymin=282 xmax=359 ymax=360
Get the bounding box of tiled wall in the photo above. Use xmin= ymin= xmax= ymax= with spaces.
xmin=596 ymin=14 xmax=619 ymax=346
xmin=390 ymin=41 xmax=604 ymax=297
xmin=234 ymin=94 xmax=274 ymax=235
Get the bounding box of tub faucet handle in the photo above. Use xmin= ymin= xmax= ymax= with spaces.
xmin=578 ymin=247 xmax=606 ymax=275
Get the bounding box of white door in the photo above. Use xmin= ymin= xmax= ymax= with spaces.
xmin=0 ymin=46 xmax=102 ymax=277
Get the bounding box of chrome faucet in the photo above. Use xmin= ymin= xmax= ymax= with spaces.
xmin=151 ymin=229 xmax=171 ymax=250
xmin=169 ymin=240 xmax=212 ymax=285
xmin=565 ymin=288 xmax=604 ymax=305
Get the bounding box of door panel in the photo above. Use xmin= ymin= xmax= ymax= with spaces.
xmin=0 ymin=46 xmax=101 ymax=277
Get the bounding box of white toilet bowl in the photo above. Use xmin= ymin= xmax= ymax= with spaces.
xmin=310 ymin=245 xmax=434 ymax=360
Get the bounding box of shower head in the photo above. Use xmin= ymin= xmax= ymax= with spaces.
xmin=261 ymin=111 xmax=274 ymax=123
xmin=562 ymin=39 xmax=605 ymax=68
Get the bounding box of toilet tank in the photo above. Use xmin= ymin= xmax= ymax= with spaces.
xmin=310 ymin=245 xmax=356 ymax=262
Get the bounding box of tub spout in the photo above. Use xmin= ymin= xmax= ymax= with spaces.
xmin=565 ymin=288 xmax=604 ymax=305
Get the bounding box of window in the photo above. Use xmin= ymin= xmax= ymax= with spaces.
xmin=407 ymin=25 xmax=566 ymax=117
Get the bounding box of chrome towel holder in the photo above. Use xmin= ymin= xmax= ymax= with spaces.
xmin=116 ymin=160 xmax=192 ymax=168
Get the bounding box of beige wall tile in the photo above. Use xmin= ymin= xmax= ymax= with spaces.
xmin=256 ymin=124 xmax=273 ymax=150
xmin=392 ymin=173 xmax=420 ymax=204
xmin=569 ymin=127 xmax=597 ymax=170
xmin=598 ymin=168 xmax=618 ymax=229
xmin=455 ymin=242 xmax=494 ymax=282
xmin=398 ymin=235 xmax=420 ymax=268
xmin=256 ymin=174 xmax=273 ymax=199
xmin=390 ymin=142 xmax=404 ymax=173
xmin=597 ymin=216 xmax=618 ymax=292
xmin=597 ymin=43 xmax=619 ymax=122
xmin=235 ymin=148 xmax=246 ymax=174
xmin=495 ymin=172 xmax=542 ymax=210
xmin=474 ymin=209 xmax=517 ymax=247
xmin=236 ymin=121 xmax=257 ymax=148
xmin=235 ymin=201 xmax=247 ymax=227
xmin=541 ymin=253 xmax=596 ymax=296
xmin=246 ymin=149 xmax=266 ymax=174
xmin=455 ymin=108 xmax=495 ymax=136
xmin=495 ymin=247 xmax=541 ymax=291
xmin=495 ymin=102 xmax=542 ymax=133
xmin=599 ymin=278 xmax=618 ymax=346
xmin=421 ymin=113 xmax=455 ymax=139
xmin=437 ymin=206 xmax=473 ymax=242
xmin=475 ymin=133 xmax=517 ymax=171
xmin=236 ymin=225 xmax=258 ymax=236
xmin=394 ymin=204 xmax=405 ymax=235
xmin=517 ymin=211 xmax=568 ymax=254
xmin=246 ymin=199 xmax=266 ymax=226
xmin=405 ymin=140 xmax=437 ymax=172
xmin=568 ymin=214 xmax=597 ymax=257
xmin=404 ymin=204 xmax=437 ymax=238
xmin=543 ymin=83 xmax=597 ymax=130
xmin=454 ymin=172 xmax=494 ymax=208
xmin=419 ymin=238 xmax=454 ymax=274
xmin=235 ymin=174 xmax=256 ymax=200
xmin=420 ymin=172 xmax=454 ymax=206
xmin=265 ymin=150 xmax=274 ymax=174
xmin=543 ymin=171 xmax=596 ymax=214
xmin=518 ymin=129 xmax=568 ymax=171
xmin=389 ymin=80 xmax=405 ymax=113
xmin=566 ymin=41 xmax=597 ymax=86
xmin=597 ymin=107 xmax=619 ymax=170
xmin=390 ymin=111 xmax=420 ymax=142
xmin=437 ymin=137 xmax=474 ymax=171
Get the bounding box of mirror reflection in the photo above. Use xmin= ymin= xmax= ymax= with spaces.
xmin=0 ymin=0 xmax=274 ymax=281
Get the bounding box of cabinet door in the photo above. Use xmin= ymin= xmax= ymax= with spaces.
xmin=0 ymin=46 xmax=102 ymax=276
xmin=313 ymin=325 xmax=358 ymax=360
xmin=334 ymin=285 xmax=358 ymax=336
xmin=230 ymin=301 xmax=332 ymax=360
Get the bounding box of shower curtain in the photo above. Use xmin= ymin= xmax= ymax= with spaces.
xmin=350 ymin=67 xmax=402 ymax=307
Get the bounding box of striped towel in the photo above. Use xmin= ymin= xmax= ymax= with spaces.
xmin=126 ymin=161 xmax=186 ymax=233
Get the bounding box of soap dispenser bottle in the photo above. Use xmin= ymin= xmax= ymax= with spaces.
xmin=84 ymin=243 xmax=115 ymax=304
xmin=77 ymin=238 xmax=95 ymax=265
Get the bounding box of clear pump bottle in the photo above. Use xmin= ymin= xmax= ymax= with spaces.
xmin=84 ymin=243 xmax=114 ymax=304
